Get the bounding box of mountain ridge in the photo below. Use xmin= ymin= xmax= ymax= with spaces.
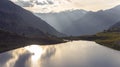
xmin=36 ymin=9 xmax=87 ymax=35
xmin=0 ymin=0 xmax=64 ymax=37
xmin=36 ymin=5 xmax=120 ymax=36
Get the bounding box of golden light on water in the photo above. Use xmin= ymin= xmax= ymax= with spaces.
xmin=25 ymin=45 xmax=43 ymax=61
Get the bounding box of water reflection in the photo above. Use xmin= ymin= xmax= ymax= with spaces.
xmin=25 ymin=45 xmax=43 ymax=61
xmin=0 ymin=40 xmax=120 ymax=67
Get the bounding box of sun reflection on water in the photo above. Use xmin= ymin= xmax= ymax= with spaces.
xmin=0 ymin=41 xmax=120 ymax=67
xmin=25 ymin=45 xmax=43 ymax=61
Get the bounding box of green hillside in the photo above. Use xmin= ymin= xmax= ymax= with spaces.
xmin=0 ymin=29 xmax=64 ymax=53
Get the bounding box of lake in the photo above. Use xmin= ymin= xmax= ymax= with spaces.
xmin=0 ymin=40 xmax=120 ymax=67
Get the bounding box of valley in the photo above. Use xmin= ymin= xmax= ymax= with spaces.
xmin=63 ymin=22 xmax=120 ymax=51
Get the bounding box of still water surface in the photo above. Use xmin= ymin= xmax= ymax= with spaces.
xmin=0 ymin=40 xmax=120 ymax=67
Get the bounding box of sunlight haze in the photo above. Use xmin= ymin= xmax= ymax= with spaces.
xmin=11 ymin=0 xmax=120 ymax=13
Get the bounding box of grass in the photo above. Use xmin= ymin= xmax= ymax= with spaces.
xmin=0 ymin=30 xmax=65 ymax=53
xmin=63 ymin=32 xmax=120 ymax=51
xmin=94 ymin=32 xmax=120 ymax=50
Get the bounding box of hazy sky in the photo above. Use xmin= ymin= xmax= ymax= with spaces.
xmin=11 ymin=0 xmax=120 ymax=13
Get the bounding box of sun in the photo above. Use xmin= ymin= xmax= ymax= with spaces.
xmin=25 ymin=45 xmax=43 ymax=61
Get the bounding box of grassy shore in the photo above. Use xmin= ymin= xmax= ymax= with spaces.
xmin=63 ymin=32 xmax=120 ymax=51
xmin=0 ymin=37 xmax=65 ymax=53
xmin=0 ymin=30 xmax=65 ymax=53
xmin=94 ymin=32 xmax=120 ymax=50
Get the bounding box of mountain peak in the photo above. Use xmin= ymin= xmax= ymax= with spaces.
xmin=107 ymin=5 xmax=120 ymax=11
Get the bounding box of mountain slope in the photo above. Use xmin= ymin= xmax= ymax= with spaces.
xmin=36 ymin=10 xmax=87 ymax=35
xmin=73 ymin=8 xmax=120 ymax=35
xmin=69 ymin=5 xmax=120 ymax=36
xmin=0 ymin=0 xmax=63 ymax=37
xmin=0 ymin=28 xmax=65 ymax=53
xmin=36 ymin=5 xmax=120 ymax=36
xmin=108 ymin=21 xmax=120 ymax=32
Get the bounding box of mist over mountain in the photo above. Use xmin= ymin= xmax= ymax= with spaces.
xmin=36 ymin=5 xmax=120 ymax=36
xmin=36 ymin=10 xmax=88 ymax=36
xmin=0 ymin=0 xmax=63 ymax=37
xmin=72 ymin=5 xmax=120 ymax=35
xmin=108 ymin=21 xmax=120 ymax=32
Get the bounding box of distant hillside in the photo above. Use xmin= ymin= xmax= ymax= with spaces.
xmin=108 ymin=21 xmax=120 ymax=32
xmin=0 ymin=0 xmax=64 ymax=37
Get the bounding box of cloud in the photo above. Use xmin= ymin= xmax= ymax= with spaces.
xmin=12 ymin=0 xmax=120 ymax=12
xmin=15 ymin=1 xmax=33 ymax=7
xmin=10 ymin=0 xmax=77 ymax=13
xmin=10 ymin=0 xmax=120 ymax=13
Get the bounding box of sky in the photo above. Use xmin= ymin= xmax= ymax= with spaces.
xmin=11 ymin=0 xmax=120 ymax=13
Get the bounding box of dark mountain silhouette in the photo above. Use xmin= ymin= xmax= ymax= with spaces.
xmin=0 ymin=29 xmax=64 ymax=53
xmin=0 ymin=0 xmax=64 ymax=37
xmin=36 ymin=5 xmax=120 ymax=36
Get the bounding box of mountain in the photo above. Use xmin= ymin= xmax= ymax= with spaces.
xmin=73 ymin=6 xmax=120 ymax=36
xmin=36 ymin=5 xmax=120 ymax=36
xmin=108 ymin=21 xmax=120 ymax=32
xmin=0 ymin=0 xmax=63 ymax=37
xmin=36 ymin=10 xmax=87 ymax=36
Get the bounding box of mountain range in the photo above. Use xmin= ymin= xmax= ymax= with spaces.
xmin=36 ymin=10 xmax=88 ymax=36
xmin=0 ymin=0 xmax=63 ymax=37
xmin=1 ymin=0 xmax=120 ymax=37
xmin=36 ymin=5 xmax=120 ymax=36
xmin=36 ymin=10 xmax=87 ymax=34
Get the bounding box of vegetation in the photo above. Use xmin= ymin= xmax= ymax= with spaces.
xmin=0 ymin=29 xmax=65 ymax=53
xmin=94 ymin=32 xmax=120 ymax=50
xmin=63 ymin=32 xmax=120 ymax=51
